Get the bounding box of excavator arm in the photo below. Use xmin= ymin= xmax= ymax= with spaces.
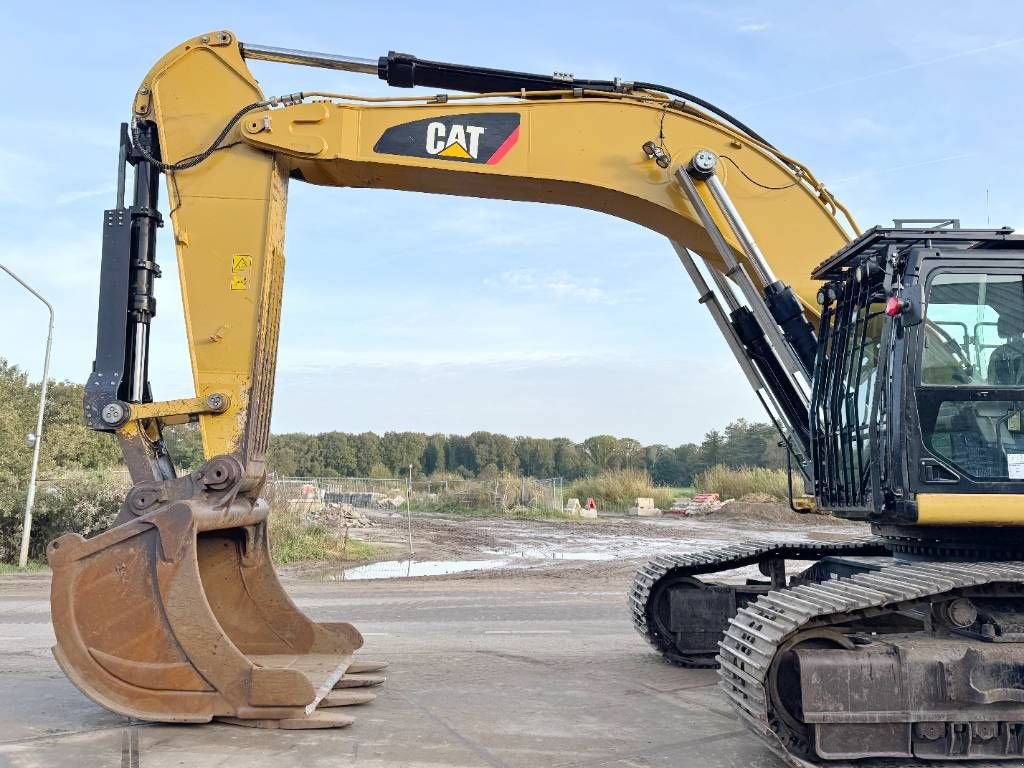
xmin=50 ymin=30 xmax=856 ymax=732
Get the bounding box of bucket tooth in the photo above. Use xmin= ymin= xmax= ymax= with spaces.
xmin=345 ymin=659 xmax=390 ymax=674
xmin=217 ymin=710 xmax=356 ymax=729
xmin=333 ymin=672 xmax=387 ymax=689
xmin=48 ymin=463 xmax=384 ymax=728
xmin=321 ymin=690 xmax=378 ymax=707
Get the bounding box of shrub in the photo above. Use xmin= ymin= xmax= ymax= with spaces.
xmin=409 ymin=473 xmax=563 ymax=519
xmin=0 ymin=467 xmax=130 ymax=562
xmin=694 ymin=464 xmax=790 ymax=501
xmin=266 ymin=497 xmax=383 ymax=564
xmin=567 ymin=469 xmax=674 ymax=512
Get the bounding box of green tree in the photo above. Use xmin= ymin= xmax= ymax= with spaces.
xmin=0 ymin=360 xmax=35 ymax=517
xmin=296 ymin=433 xmax=326 ymax=476
xmin=39 ymin=380 xmax=122 ymax=471
xmin=697 ymin=430 xmax=725 ymax=473
xmin=446 ymin=434 xmax=477 ymax=475
xmin=381 ymin=431 xmax=427 ymax=476
xmin=477 ymin=462 xmax=499 ymax=481
xmin=0 ymin=359 xmax=123 ymax=561
xmin=368 ymin=461 xmax=391 ymax=479
xmin=515 ymin=437 xmax=556 ymax=477
xmin=163 ymin=423 xmax=205 ymax=471
xmin=582 ymin=435 xmax=619 ymax=470
xmin=673 ymin=443 xmax=700 ymax=485
xmin=485 ymin=433 xmax=519 ymax=473
xmin=615 ymin=437 xmax=644 ymax=470
xmin=721 ymin=419 xmax=766 ymax=468
xmin=268 ymin=433 xmax=304 ymax=475
xmin=319 ymin=432 xmax=357 ymax=476
xmin=422 ymin=434 xmax=447 ymax=475
xmin=353 ymin=432 xmax=383 ymax=476
xmin=553 ymin=438 xmax=590 ymax=480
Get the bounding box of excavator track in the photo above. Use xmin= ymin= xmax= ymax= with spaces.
xmin=629 ymin=535 xmax=889 ymax=667
xmin=719 ymin=559 xmax=1024 ymax=767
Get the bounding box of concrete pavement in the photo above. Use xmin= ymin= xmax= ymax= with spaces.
xmin=0 ymin=570 xmax=783 ymax=768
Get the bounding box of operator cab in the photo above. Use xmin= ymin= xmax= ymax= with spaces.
xmin=809 ymin=223 xmax=1024 ymax=525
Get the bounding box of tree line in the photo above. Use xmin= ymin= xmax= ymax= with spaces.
xmin=0 ymin=358 xmax=786 ymax=496
xmin=266 ymin=419 xmax=787 ymax=486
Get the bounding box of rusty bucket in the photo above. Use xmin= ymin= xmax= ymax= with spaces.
xmin=47 ymin=456 xmax=384 ymax=728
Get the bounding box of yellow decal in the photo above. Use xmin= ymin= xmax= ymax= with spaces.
xmin=231 ymin=254 xmax=251 ymax=290
xmin=439 ymin=142 xmax=472 ymax=159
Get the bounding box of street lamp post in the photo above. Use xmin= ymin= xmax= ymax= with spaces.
xmin=0 ymin=264 xmax=54 ymax=567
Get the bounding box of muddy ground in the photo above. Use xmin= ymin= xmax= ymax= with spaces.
xmin=285 ymin=503 xmax=868 ymax=583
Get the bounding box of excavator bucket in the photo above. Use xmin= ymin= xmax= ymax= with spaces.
xmin=47 ymin=456 xmax=383 ymax=728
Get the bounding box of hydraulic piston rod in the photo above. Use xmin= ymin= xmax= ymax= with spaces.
xmin=674 ymin=163 xmax=809 ymax=395
xmin=237 ymin=40 xmax=772 ymax=144
xmin=240 ymin=43 xmax=379 ymax=74
xmin=689 ymin=149 xmax=819 ymax=374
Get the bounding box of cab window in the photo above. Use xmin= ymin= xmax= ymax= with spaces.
xmin=919 ymin=271 xmax=1024 ymax=480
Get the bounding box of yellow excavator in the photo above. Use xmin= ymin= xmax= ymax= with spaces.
xmin=49 ymin=30 xmax=1024 ymax=764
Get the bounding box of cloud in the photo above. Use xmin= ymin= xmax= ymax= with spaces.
xmin=738 ymin=22 xmax=771 ymax=33
xmin=745 ymin=33 xmax=1024 ymax=108
xmin=484 ymin=268 xmax=612 ymax=304
xmin=0 ymin=227 xmax=101 ymax=288
xmin=54 ymin=184 xmax=115 ymax=206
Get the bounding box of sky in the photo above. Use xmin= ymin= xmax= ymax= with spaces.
xmin=2 ymin=2 xmax=1023 ymax=445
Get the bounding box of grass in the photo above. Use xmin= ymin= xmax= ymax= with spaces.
xmin=567 ymin=469 xmax=675 ymax=512
xmin=0 ymin=560 xmax=48 ymax=574
xmin=693 ymin=464 xmax=791 ymax=501
xmin=659 ymin=486 xmax=695 ymax=499
xmin=336 ymin=538 xmax=384 ymax=561
xmin=502 ymin=505 xmax=574 ymax=521
xmin=268 ymin=501 xmax=387 ymax=565
xmin=410 ymin=497 xmax=573 ymax=522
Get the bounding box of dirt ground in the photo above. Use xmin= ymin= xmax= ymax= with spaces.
xmin=285 ymin=502 xmax=867 ymax=583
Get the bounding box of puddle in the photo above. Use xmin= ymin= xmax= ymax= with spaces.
xmin=484 ymin=547 xmax=616 ymax=561
xmin=302 ymin=515 xmax=858 ymax=582
xmin=324 ymin=559 xmax=513 ymax=581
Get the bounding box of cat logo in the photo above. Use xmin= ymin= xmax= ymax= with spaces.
xmin=426 ymin=122 xmax=486 ymax=159
xmin=374 ymin=113 xmax=520 ymax=165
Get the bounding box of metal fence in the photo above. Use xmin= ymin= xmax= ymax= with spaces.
xmin=266 ymin=475 xmax=564 ymax=512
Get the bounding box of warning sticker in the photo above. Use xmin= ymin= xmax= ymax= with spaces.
xmin=1008 ymin=454 xmax=1024 ymax=480
xmin=231 ymin=255 xmax=251 ymax=290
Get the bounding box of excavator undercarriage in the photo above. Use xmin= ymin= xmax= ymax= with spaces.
xmin=634 ymin=542 xmax=1024 ymax=764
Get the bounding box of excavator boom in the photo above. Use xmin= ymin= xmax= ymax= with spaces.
xmin=129 ymin=32 xmax=852 ymax=463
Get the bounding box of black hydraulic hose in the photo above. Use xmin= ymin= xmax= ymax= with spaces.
xmin=131 ymin=101 xmax=269 ymax=172
xmin=631 ymin=81 xmax=774 ymax=149
xmin=377 ymin=52 xmax=774 ymax=148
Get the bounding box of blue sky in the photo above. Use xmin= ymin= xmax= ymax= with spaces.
xmin=2 ymin=2 xmax=1023 ymax=444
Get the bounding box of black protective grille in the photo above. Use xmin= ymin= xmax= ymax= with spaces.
xmin=811 ymin=278 xmax=886 ymax=511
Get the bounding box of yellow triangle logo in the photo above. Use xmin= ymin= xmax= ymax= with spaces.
xmin=439 ymin=141 xmax=472 ymax=159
